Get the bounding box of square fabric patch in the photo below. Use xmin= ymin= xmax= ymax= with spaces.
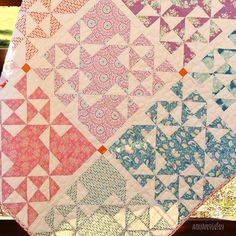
xmin=1 ymin=0 xmax=236 ymax=235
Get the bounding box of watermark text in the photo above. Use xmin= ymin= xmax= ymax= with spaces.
xmin=192 ymin=222 xmax=224 ymax=231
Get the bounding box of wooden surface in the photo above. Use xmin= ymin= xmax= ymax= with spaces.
xmin=0 ymin=49 xmax=7 ymax=75
xmin=0 ymin=0 xmax=22 ymax=6
xmin=174 ymin=218 xmax=236 ymax=236
xmin=0 ymin=218 xmax=235 ymax=236
xmin=0 ymin=220 xmax=28 ymax=236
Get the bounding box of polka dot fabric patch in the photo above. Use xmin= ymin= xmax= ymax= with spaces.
xmin=1 ymin=0 xmax=236 ymax=235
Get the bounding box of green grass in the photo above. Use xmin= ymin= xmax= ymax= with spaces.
xmin=0 ymin=7 xmax=19 ymax=48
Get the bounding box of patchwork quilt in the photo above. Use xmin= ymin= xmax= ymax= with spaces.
xmin=1 ymin=0 xmax=236 ymax=235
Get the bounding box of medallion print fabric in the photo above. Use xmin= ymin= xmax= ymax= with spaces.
xmin=1 ymin=0 xmax=236 ymax=235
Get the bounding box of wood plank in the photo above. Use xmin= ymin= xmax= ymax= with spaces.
xmin=0 ymin=49 xmax=7 ymax=75
xmin=0 ymin=0 xmax=22 ymax=6
xmin=0 ymin=220 xmax=29 ymax=236
xmin=174 ymin=218 xmax=236 ymax=236
xmin=0 ymin=218 xmax=235 ymax=236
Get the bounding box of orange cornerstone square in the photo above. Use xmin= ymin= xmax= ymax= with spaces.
xmin=98 ymin=145 xmax=107 ymax=154
xmin=179 ymin=68 xmax=188 ymax=77
xmin=22 ymin=63 xmax=31 ymax=73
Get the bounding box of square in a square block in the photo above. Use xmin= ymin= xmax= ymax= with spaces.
xmin=98 ymin=145 xmax=107 ymax=154
xmin=22 ymin=63 xmax=31 ymax=73
xmin=179 ymin=68 xmax=188 ymax=77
